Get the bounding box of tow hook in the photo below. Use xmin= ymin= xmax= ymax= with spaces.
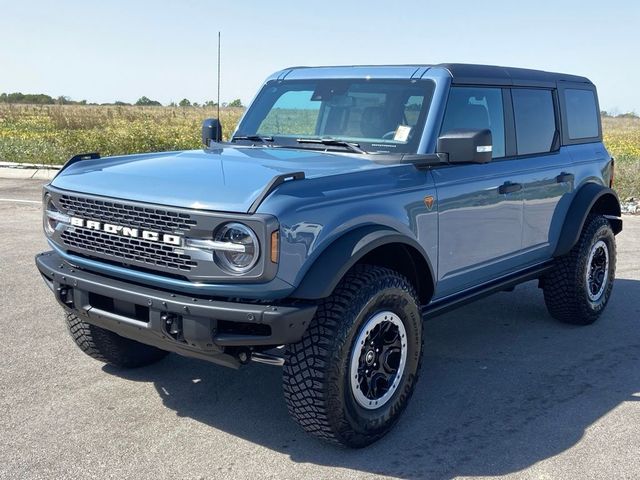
xmin=57 ymin=286 xmax=74 ymax=308
xmin=161 ymin=312 xmax=184 ymax=342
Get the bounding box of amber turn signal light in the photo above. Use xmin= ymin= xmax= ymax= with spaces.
xmin=270 ymin=230 xmax=279 ymax=263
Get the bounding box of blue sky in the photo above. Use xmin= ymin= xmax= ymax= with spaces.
xmin=1 ymin=0 xmax=638 ymax=113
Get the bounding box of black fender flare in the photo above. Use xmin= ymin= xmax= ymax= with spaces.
xmin=291 ymin=226 xmax=435 ymax=301
xmin=554 ymin=183 xmax=622 ymax=257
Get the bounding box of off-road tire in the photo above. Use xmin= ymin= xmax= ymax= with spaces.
xmin=543 ymin=215 xmax=616 ymax=325
xmin=65 ymin=313 xmax=169 ymax=368
xmin=283 ymin=265 xmax=423 ymax=448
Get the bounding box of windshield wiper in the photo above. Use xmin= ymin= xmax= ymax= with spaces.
xmin=231 ymin=135 xmax=274 ymax=146
xmin=296 ymin=137 xmax=366 ymax=154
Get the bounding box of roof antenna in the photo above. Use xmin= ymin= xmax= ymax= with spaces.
xmin=217 ymin=31 xmax=221 ymax=126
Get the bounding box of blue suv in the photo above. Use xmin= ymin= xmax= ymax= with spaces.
xmin=36 ymin=64 xmax=622 ymax=447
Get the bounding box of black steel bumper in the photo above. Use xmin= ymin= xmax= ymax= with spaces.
xmin=35 ymin=251 xmax=317 ymax=368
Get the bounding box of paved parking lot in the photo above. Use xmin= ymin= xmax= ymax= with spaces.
xmin=1 ymin=178 xmax=639 ymax=480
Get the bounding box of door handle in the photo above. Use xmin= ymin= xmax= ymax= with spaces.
xmin=498 ymin=182 xmax=523 ymax=194
xmin=556 ymin=172 xmax=575 ymax=183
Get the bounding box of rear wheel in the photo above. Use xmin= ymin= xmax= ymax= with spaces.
xmin=65 ymin=313 xmax=169 ymax=368
xmin=283 ymin=265 xmax=423 ymax=448
xmin=543 ymin=215 xmax=616 ymax=325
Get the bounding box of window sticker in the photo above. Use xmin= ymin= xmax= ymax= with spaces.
xmin=393 ymin=125 xmax=412 ymax=142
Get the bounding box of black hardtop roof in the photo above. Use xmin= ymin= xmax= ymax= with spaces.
xmin=281 ymin=63 xmax=593 ymax=88
xmin=439 ymin=63 xmax=592 ymax=87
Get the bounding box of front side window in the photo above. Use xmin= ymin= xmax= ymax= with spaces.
xmin=512 ymin=89 xmax=557 ymax=155
xmin=237 ymin=79 xmax=435 ymax=153
xmin=441 ymin=87 xmax=505 ymax=158
xmin=564 ymin=88 xmax=599 ymax=140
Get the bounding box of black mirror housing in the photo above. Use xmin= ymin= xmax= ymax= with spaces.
xmin=202 ymin=118 xmax=223 ymax=147
xmin=437 ymin=129 xmax=493 ymax=164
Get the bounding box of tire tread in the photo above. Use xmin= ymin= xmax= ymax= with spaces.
xmin=283 ymin=265 xmax=422 ymax=446
xmin=543 ymin=215 xmax=616 ymax=325
xmin=65 ymin=313 xmax=168 ymax=368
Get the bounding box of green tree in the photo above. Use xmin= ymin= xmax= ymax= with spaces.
xmin=0 ymin=92 xmax=56 ymax=104
xmin=135 ymin=96 xmax=162 ymax=106
xmin=228 ymin=98 xmax=243 ymax=108
xmin=178 ymin=98 xmax=191 ymax=107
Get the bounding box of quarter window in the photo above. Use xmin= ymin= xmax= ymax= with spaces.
xmin=441 ymin=87 xmax=505 ymax=158
xmin=512 ymin=89 xmax=556 ymax=155
xmin=565 ymin=89 xmax=599 ymax=140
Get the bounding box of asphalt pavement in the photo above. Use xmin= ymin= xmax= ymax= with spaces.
xmin=1 ymin=178 xmax=639 ymax=480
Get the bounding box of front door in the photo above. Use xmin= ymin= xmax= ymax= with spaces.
xmin=432 ymin=86 xmax=525 ymax=299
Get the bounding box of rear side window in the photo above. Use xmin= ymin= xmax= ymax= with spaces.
xmin=512 ymin=89 xmax=556 ymax=155
xmin=565 ymin=89 xmax=599 ymax=139
xmin=441 ymin=87 xmax=505 ymax=158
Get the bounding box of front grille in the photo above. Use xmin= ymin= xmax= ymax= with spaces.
xmin=61 ymin=228 xmax=198 ymax=272
xmin=59 ymin=195 xmax=197 ymax=233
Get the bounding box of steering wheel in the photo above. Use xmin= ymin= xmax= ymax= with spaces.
xmin=382 ymin=130 xmax=397 ymax=140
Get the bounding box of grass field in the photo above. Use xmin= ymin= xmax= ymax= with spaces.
xmin=0 ymin=104 xmax=244 ymax=165
xmin=602 ymin=116 xmax=640 ymax=200
xmin=1 ymin=104 xmax=638 ymax=199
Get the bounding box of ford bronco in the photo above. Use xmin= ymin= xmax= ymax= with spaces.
xmin=36 ymin=64 xmax=622 ymax=447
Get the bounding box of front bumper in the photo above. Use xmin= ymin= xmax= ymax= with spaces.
xmin=36 ymin=251 xmax=317 ymax=368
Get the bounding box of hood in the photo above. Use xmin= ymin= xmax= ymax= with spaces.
xmin=51 ymin=147 xmax=389 ymax=213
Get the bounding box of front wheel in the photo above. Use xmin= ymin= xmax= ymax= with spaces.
xmin=543 ymin=215 xmax=616 ymax=325
xmin=283 ymin=265 xmax=423 ymax=448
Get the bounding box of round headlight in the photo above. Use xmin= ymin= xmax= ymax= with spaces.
xmin=213 ymin=222 xmax=260 ymax=274
xmin=43 ymin=194 xmax=57 ymax=236
xmin=43 ymin=194 xmax=70 ymax=237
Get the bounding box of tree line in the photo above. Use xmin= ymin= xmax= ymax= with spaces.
xmin=0 ymin=92 xmax=243 ymax=108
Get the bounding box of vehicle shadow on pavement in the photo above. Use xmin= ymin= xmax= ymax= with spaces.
xmin=106 ymin=279 xmax=640 ymax=480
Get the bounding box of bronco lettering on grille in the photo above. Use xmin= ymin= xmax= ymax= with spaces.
xmin=70 ymin=217 xmax=182 ymax=246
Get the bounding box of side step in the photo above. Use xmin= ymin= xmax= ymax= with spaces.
xmin=423 ymin=261 xmax=553 ymax=319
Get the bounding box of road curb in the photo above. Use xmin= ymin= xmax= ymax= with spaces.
xmin=0 ymin=162 xmax=61 ymax=180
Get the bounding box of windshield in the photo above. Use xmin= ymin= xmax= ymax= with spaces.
xmin=235 ymin=79 xmax=435 ymax=154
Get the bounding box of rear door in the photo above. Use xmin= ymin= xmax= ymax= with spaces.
xmin=432 ymin=86 xmax=526 ymax=299
xmin=512 ymin=88 xmax=575 ymax=262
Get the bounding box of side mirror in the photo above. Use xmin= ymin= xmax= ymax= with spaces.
xmin=437 ymin=129 xmax=493 ymax=164
xmin=202 ymin=118 xmax=223 ymax=147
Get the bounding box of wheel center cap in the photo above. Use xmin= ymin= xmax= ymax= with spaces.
xmin=365 ymin=350 xmax=375 ymax=365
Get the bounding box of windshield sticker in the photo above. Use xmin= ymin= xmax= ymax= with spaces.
xmin=393 ymin=125 xmax=411 ymax=142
